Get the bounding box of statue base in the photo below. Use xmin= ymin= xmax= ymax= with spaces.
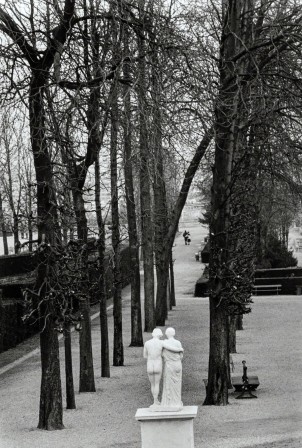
xmin=149 ymin=403 xmax=183 ymax=412
xmin=135 ymin=406 xmax=198 ymax=448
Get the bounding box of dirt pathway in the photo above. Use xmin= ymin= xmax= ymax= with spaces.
xmin=0 ymin=223 xmax=301 ymax=448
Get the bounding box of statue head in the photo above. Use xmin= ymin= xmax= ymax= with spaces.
xmin=152 ymin=328 xmax=163 ymax=338
xmin=165 ymin=327 xmax=175 ymax=338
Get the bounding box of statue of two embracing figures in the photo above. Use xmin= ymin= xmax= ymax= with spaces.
xmin=143 ymin=327 xmax=184 ymax=411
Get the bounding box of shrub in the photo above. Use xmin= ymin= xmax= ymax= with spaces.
xmin=257 ymin=235 xmax=298 ymax=269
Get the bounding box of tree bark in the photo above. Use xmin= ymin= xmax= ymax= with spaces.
xmin=110 ymin=48 xmax=124 ymax=366
xmin=151 ymin=56 xmax=169 ymax=326
xmin=38 ymin=314 xmax=64 ymax=429
xmin=28 ymin=192 xmax=33 ymax=252
xmin=138 ymin=0 xmax=155 ymax=332
xmin=0 ymin=193 xmax=8 ymax=255
xmin=0 ymin=289 xmax=4 ymax=353
xmin=72 ymin=190 xmax=96 ymax=393
xmin=203 ymin=301 xmax=229 ymax=405
xmin=122 ymin=16 xmax=143 ymax=347
xmin=30 ymin=77 xmax=64 ymax=429
xmin=204 ymin=0 xmax=255 ymax=405
xmin=169 ymin=253 xmax=176 ymax=307
xmin=79 ymin=295 xmax=96 ymax=392
xmin=236 ymin=314 xmax=244 ymax=330
xmin=95 ymin=155 xmax=110 ymax=377
xmin=228 ymin=315 xmax=237 ymax=354
xmin=64 ymin=325 xmax=76 ymax=409
xmin=13 ymin=213 xmax=20 ymax=254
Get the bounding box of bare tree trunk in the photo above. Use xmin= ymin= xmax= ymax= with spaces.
xmin=85 ymin=2 xmax=112 ymax=374
xmin=24 ymin=165 xmax=34 ymax=252
xmin=0 ymin=289 xmax=4 ymax=353
xmin=95 ymin=156 xmax=110 ymax=377
xmin=29 ymin=79 xmax=64 ymax=429
xmin=110 ymin=38 xmax=124 ymax=364
xmin=204 ymin=0 xmax=256 ymax=405
xmin=228 ymin=315 xmax=237 ymax=354
xmin=64 ymin=325 xmax=76 ymax=409
xmin=236 ymin=314 xmax=244 ymax=330
xmin=153 ymin=111 xmax=170 ymax=325
xmin=0 ymin=193 xmax=8 ymax=255
xmin=76 ymin=231 xmax=96 ymax=394
xmin=122 ymin=15 xmax=143 ymax=347
xmin=72 ymin=190 xmax=96 ymax=393
xmin=72 ymin=191 xmax=88 ymax=243
xmin=203 ymin=301 xmax=229 ymax=405
xmin=3 ymin=127 xmax=21 ymax=254
xmin=148 ymin=0 xmax=171 ymax=327
xmin=30 ymin=100 xmax=63 ymax=429
xmin=169 ymin=253 xmax=176 ymax=307
xmin=28 ymin=200 xmax=33 ymax=252
xmin=79 ymin=295 xmax=96 ymax=392
xmin=13 ymin=213 xmax=20 ymax=254
xmin=38 ymin=313 xmax=63 ymax=429
xmin=138 ymin=0 xmax=155 ymax=332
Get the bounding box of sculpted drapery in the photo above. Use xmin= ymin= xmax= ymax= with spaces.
xmin=161 ymin=348 xmax=183 ymax=408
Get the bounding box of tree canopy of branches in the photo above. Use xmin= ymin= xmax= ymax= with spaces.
xmin=2 ymin=0 xmax=302 ymax=430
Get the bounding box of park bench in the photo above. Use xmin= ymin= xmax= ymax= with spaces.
xmin=232 ymin=375 xmax=260 ymax=392
xmin=233 ymin=361 xmax=259 ymax=399
xmin=252 ymin=284 xmax=281 ymax=295
xmin=203 ymin=376 xmax=260 ymax=393
xmin=203 ymin=360 xmax=260 ymax=398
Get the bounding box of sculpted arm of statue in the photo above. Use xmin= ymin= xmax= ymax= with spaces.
xmin=162 ymin=340 xmax=184 ymax=353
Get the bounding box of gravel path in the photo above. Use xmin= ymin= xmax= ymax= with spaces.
xmin=0 ymin=224 xmax=301 ymax=448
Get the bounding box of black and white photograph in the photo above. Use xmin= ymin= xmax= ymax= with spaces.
xmin=0 ymin=0 xmax=302 ymax=446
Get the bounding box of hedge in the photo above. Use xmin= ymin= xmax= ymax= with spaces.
xmin=0 ymin=253 xmax=37 ymax=277
xmin=194 ymin=266 xmax=302 ymax=297
xmin=0 ymin=245 xmax=132 ymax=353
xmin=0 ymin=300 xmax=40 ymax=353
xmin=255 ymin=267 xmax=302 ymax=279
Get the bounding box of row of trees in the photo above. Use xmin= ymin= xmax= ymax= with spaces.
xmin=0 ymin=108 xmax=35 ymax=254
xmin=0 ymin=0 xmax=214 ymax=430
xmin=1 ymin=0 xmax=302 ymax=432
xmin=205 ymin=0 xmax=302 ymax=404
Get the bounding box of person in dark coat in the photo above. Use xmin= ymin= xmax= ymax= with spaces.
xmin=183 ymin=230 xmax=189 ymax=245
xmin=186 ymin=232 xmax=191 ymax=245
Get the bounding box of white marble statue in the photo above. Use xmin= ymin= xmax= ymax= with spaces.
xmin=144 ymin=327 xmax=184 ymax=411
xmin=161 ymin=327 xmax=184 ymax=410
xmin=143 ymin=328 xmax=164 ymax=408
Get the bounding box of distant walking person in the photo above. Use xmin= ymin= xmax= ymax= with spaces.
xmin=183 ymin=230 xmax=189 ymax=245
xmin=186 ymin=232 xmax=191 ymax=245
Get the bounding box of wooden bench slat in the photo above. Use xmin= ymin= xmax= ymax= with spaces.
xmin=232 ymin=375 xmax=260 ymax=392
xmin=252 ymin=284 xmax=281 ymax=295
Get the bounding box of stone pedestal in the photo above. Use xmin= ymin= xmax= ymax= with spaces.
xmin=135 ymin=406 xmax=198 ymax=448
